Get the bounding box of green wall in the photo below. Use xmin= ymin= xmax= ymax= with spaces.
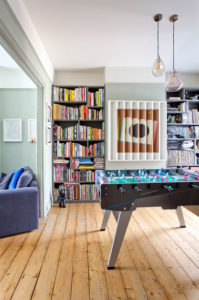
xmin=0 ymin=88 xmax=37 ymax=174
xmin=105 ymin=83 xmax=165 ymax=101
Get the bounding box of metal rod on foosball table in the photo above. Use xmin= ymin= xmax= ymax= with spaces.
xmin=107 ymin=210 xmax=132 ymax=269
xmin=100 ymin=210 xmax=111 ymax=231
xmin=176 ymin=206 xmax=186 ymax=228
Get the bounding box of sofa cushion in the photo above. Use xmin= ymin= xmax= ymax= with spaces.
xmin=0 ymin=172 xmax=14 ymax=190
xmin=8 ymin=168 xmax=24 ymax=190
xmin=16 ymin=167 xmax=34 ymax=188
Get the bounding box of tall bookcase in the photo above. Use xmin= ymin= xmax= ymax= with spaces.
xmin=167 ymin=87 xmax=199 ymax=168
xmin=52 ymin=85 xmax=105 ymax=203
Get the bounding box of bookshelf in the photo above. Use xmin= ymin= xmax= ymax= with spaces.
xmin=52 ymin=85 xmax=105 ymax=203
xmin=167 ymin=87 xmax=199 ymax=168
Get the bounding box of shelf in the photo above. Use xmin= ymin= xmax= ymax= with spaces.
xmin=54 ymin=156 xmax=104 ymax=159
xmin=167 ymin=165 xmax=199 ymax=167
xmin=167 ymin=112 xmax=187 ymax=114
xmin=167 ymin=99 xmax=199 ymax=103
xmin=80 ymin=119 xmax=104 ymax=122
xmin=53 ymin=101 xmax=87 ymax=105
xmin=167 ymin=123 xmax=199 ymax=126
xmin=167 ymin=138 xmax=196 ymax=140
xmin=73 ymin=168 xmax=103 ymax=171
xmin=53 ymin=200 xmax=100 ymax=204
xmin=54 ymin=139 xmax=104 ymax=142
xmin=88 ymin=106 xmax=104 ymax=109
xmin=53 ymin=119 xmax=104 ymax=122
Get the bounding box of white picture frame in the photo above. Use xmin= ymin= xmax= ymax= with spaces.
xmin=47 ymin=104 xmax=52 ymax=123
xmin=3 ymin=119 xmax=22 ymax=142
xmin=28 ymin=119 xmax=37 ymax=143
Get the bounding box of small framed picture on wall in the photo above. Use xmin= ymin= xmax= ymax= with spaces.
xmin=47 ymin=104 xmax=52 ymax=124
xmin=3 ymin=119 xmax=22 ymax=142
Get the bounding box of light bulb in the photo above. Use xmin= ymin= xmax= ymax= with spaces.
xmin=165 ymin=71 xmax=183 ymax=92
xmin=152 ymin=57 xmax=165 ymax=77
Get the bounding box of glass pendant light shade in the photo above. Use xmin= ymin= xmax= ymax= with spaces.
xmin=152 ymin=56 xmax=165 ymax=77
xmin=165 ymin=15 xmax=183 ymax=92
xmin=165 ymin=71 xmax=183 ymax=92
xmin=152 ymin=14 xmax=165 ymax=77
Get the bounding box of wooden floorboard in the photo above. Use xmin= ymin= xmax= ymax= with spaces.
xmin=0 ymin=204 xmax=199 ymax=299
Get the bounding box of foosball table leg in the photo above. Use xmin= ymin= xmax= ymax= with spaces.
xmin=107 ymin=211 xmax=132 ymax=269
xmin=176 ymin=206 xmax=186 ymax=228
xmin=100 ymin=210 xmax=111 ymax=231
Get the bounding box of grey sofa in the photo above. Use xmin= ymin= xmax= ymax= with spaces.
xmin=0 ymin=167 xmax=39 ymax=237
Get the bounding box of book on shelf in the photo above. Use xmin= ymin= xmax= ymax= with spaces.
xmin=55 ymin=142 xmax=70 ymax=157
xmin=167 ymin=126 xmax=199 ymax=139
xmin=54 ymin=123 xmax=104 ymax=141
xmin=71 ymin=143 xmax=88 ymax=157
xmin=63 ymin=184 xmax=79 ymax=200
xmin=53 ymin=86 xmax=87 ymax=102
xmin=79 ymin=170 xmax=95 ymax=182
xmin=88 ymin=89 xmax=104 ymax=107
xmin=89 ymin=142 xmax=104 ymax=157
xmin=87 ymin=108 xmax=104 ymax=120
xmin=53 ymin=159 xmax=70 ymax=165
xmin=168 ymin=150 xmax=195 ymax=166
xmin=53 ymin=104 xmax=79 ymax=120
xmin=80 ymin=184 xmax=98 ymax=201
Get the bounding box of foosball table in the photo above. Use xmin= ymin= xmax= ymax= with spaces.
xmin=96 ymin=168 xmax=199 ymax=269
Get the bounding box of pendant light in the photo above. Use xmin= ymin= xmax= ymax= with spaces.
xmin=165 ymin=14 xmax=183 ymax=92
xmin=152 ymin=14 xmax=165 ymax=77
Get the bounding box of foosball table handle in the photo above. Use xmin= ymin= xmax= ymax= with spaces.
xmin=134 ymin=186 xmax=142 ymax=193
xmin=192 ymin=184 xmax=199 ymax=190
xmin=162 ymin=185 xmax=173 ymax=192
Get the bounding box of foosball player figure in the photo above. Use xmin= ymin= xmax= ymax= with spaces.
xmin=58 ymin=185 xmax=66 ymax=208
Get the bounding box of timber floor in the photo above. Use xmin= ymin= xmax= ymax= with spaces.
xmin=1 ymin=204 xmax=199 ymax=299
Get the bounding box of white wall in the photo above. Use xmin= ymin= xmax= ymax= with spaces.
xmin=105 ymin=67 xmax=165 ymax=84
xmin=54 ymin=69 xmax=105 ymax=86
xmin=0 ymin=67 xmax=36 ymax=88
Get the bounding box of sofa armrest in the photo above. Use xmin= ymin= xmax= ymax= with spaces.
xmin=0 ymin=187 xmax=39 ymax=237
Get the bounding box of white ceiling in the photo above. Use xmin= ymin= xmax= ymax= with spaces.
xmin=22 ymin=0 xmax=199 ymax=73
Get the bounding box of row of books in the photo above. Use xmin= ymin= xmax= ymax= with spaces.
xmin=54 ymin=124 xmax=104 ymax=140
xmin=188 ymin=109 xmax=199 ymax=123
xmin=71 ymin=143 xmax=88 ymax=157
xmin=53 ymin=104 xmax=79 ymax=120
xmin=168 ymin=126 xmax=199 ymax=139
xmin=168 ymin=150 xmax=195 ymax=166
xmin=167 ymin=102 xmax=187 ymax=113
xmin=79 ymin=170 xmax=95 ymax=182
xmin=56 ymin=142 xmax=70 ymax=157
xmin=53 ymin=184 xmax=79 ymax=201
xmin=89 ymin=142 xmax=104 ymax=157
xmin=71 ymin=157 xmax=104 ymax=169
xmin=53 ymin=87 xmax=87 ymax=102
xmin=54 ymin=166 xmax=71 ymax=182
xmin=80 ymin=184 xmax=98 ymax=200
xmin=88 ymin=89 xmax=104 ymax=107
xmin=53 ymin=103 xmax=104 ymax=120
xmin=87 ymin=108 xmax=104 ymax=120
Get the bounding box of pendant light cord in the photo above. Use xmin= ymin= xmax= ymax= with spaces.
xmin=157 ymin=21 xmax=159 ymax=58
xmin=173 ymin=21 xmax=175 ymax=72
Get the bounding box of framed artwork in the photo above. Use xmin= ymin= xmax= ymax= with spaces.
xmin=47 ymin=126 xmax=51 ymax=144
xmin=107 ymin=100 xmax=167 ymax=162
xmin=47 ymin=104 xmax=52 ymax=123
xmin=28 ymin=119 xmax=37 ymax=143
xmin=3 ymin=119 xmax=22 ymax=142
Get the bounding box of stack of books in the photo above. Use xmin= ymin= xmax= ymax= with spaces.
xmin=88 ymin=89 xmax=104 ymax=106
xmin=78 ymin=158 xmax=94 ymax=169
xmin=94 ymin=158 xmax=104 ymax=169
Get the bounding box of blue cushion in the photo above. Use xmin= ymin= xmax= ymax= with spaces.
xmin=8 ymin=168 xmax=24 ymax=190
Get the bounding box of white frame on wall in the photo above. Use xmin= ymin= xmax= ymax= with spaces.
xmin=107 ymin=100 xmax=167 ymax=162
xmin=3 ymin=119 xmax=22 ymax=142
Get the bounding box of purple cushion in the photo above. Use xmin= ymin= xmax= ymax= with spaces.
xmin=16 ymin=168 xmax=34 ymax=188
xmin=0 ymin=172 xmax=14 ymax=190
